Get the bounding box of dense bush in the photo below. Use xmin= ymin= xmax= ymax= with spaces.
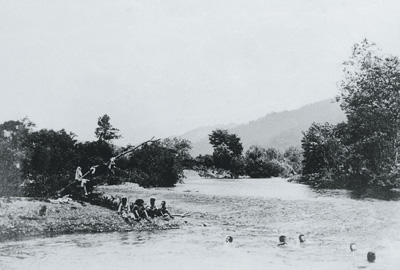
xmin=0 ymin=119 xmax=33 ymax=196
xmin=301 ymin=40 xmax=400 ymax=189
xmin=20 ymin=129 xmax=81 ymax=196
xmin=128 ymin=140 xmax=187 ymax=187
xmin=0 ymin=141 xmax=24 ymax=196
xmin=244 ymin=146 xmax=286 ymax=178
xmin=0 ymin=113 xmax=194 ymax=196
xmin=208 ymin=129 xmax=245 ymax=178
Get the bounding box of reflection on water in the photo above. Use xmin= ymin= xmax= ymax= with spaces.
xmin=350 ymin=188 xmax=400 ymax=201
xmin=1 ymin=178 xmax=400 ymax=270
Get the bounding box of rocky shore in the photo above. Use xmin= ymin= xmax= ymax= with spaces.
xmin=0 ymin=194 xmax=183 ymax=242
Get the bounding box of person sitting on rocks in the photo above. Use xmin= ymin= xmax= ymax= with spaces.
xmin=146 ymin=198 xmax=159 ymax=218
xmin=75 ymin=166 xmax=90 ymax=195
xmin=131 ymin=199 xmax=150 ymax=222
xmin=117 ymin=196 xmax=130 ymax=221
xmin=158 ymin=201 xmax=174 ymax=219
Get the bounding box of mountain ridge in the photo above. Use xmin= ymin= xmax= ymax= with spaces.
xmin=177 ymin=98 xmax=346 ymax=156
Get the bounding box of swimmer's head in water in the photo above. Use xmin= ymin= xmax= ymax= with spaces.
xmin=150 ymin=198 xmax=155 ymax=203
xmin=350 ymin=243 xmax=357 ymax=252
xmin=161 ymin=201 xmax=166 ymax=207
xmin=299 ymin=234 xmax=305 ymax=243
xmin=367 ymin=252 xmax=376 ymax=263
xmin=279 ymin=235 xmax=286 ymax=243
xmin=226 ymin=236 xmax=233 ymax=243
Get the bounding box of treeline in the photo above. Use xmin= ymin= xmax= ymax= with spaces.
xmin=193 ymin=129 xmax=302 ymax=179
xmin=0 ymin=115 xmax=192 ymax=197
xmin=2 ymin=39 xmax=397 ymax=196
xmin=300 ymin=40 xmax=400 ymax=189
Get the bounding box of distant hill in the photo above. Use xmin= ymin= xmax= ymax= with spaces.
xmin=175 ymin=123 xmax=237 ymax=155
xmin=176 ymin=123 xmax=237 ymax=144
xmin=179 ymin=98 xmax=346 ymax=156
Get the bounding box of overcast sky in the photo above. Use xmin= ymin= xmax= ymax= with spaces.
xmin=1 ymin=0 xmax=400 ymax=145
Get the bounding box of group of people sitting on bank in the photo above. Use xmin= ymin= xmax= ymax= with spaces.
xmin=117 ymin=197 xmax=174 ymax=222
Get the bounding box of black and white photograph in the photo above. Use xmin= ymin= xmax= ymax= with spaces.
xmin=1 ymin=1 xmax=400 ymax=269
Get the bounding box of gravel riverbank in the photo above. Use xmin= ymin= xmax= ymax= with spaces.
xmin=0 ymin=195 xmax=182 ymax=242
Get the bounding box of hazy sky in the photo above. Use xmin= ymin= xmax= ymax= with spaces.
xmin=1 ymin=0 xmax=400 ymax=145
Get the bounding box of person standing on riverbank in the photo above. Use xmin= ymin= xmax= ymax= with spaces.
xmin=75 ymin=166 xmax=90 ymax=195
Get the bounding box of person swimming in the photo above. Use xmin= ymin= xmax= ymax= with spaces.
xmin=278 ymin=235 xmax=287 ymax=246
xmin=350 ymin=243 xmax=357 ymax=252
xmin=367 ymin=252 xmax=376 ymax=263
xmin=226 ymin=236 xmax=233 ymax=243
xmin=299 ymin=234 xmax=305 ymax=243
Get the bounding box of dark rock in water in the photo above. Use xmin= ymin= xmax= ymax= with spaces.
xmin=367 ymin=252 xmax=376 ymax=263
xmin=39 ymin=205 xmax=47 ymax=216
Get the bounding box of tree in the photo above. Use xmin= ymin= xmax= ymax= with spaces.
xmin=209 ymin=129 xmax=243 ymax=156
xmin=22 ymin=129 xmax=79 ymax=196
xmin=283 ymin=146 xmax=303 ymax=175
xmin=95 ymin=114 xmax=121 ymax=142
xmin=128 ymin=141 xmax=185 ymax=187
xmin=162 ymin=137 xmax=194 ymax=169
xmin=74 ymin=140 xmax=115 ymax=170
xmin=300 ymin=40 xmax=400 ymax=189
xmin=209 ymin=129 xmax=244 ymax=178
xmin=0 ymin=118 xmax=34 ymax=196
xmin=244 ymin=145 xmax=284 ymax=178
xmin=339 ymin=39 xmax=400 ymax=188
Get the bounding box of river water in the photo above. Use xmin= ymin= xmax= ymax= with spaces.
xmin=1 ymin=176 xmax=400 ymax=270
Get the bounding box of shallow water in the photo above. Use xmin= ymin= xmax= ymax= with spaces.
xmin=1 ymin=177 xmax=400 ymax=270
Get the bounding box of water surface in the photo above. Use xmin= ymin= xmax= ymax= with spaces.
xmin=1 ymin=176 xmax=400 ymax=270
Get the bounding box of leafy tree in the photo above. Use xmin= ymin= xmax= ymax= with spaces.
xmin=95 ymin=114 xmax=121 ymax=142
xmin=0 ymin=118 xmax=34 ymax=196
xmin=209 ymin=129 xmax=244 ymax=178
xmin=74 ymin=140 xmax=115 ymax=171
xmin=209 ymin=129 xmax=243 ymax=156
xmin=22 ymin=129 xmax=79 ymax=196
xmin=339 ymin=39 xmax=400 ymax=188
xmin=265 ymin=147 xmax=280 ymax=161
xmin=128 ymin=140 xmax=186 ymax=187
xmin=162 ymin=137 xmax=194 ymax=169
xmin=193 ymin=154 xmax=215 ymax=177
xmin=283 ymin=146 xmax=303 ymax=175
xmin=195 ymin=154 xmax=214 ymax=168
xmin=244 ymin=145 xmax=284 ymax=178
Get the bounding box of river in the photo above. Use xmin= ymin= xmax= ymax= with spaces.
xmin=1 ymin=175 xmax=400 ymax=270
